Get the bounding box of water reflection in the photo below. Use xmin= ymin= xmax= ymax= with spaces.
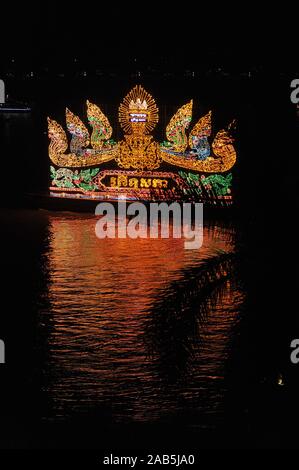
xmin=39 ymin=213 xmax=243 ymax=426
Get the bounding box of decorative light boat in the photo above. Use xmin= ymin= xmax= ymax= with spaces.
xmin=47 ymin=85 xmax=237 ymax=206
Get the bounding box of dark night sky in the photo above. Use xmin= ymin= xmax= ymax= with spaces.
xmin=1 ymin=4 xmax=297 ymax=71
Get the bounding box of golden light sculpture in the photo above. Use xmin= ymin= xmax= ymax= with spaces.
xmin=86 ymin=100 xmax=113 ymax=149
xmin=117 ymin=136 xmax=162 ymax=171
xmin=47 ymin=85 xmax=237 ymax=201
xmin=116 ymin=85 xmax=161 ymax=170
xmin=161 ymin=128 xmax=237 ymax=173
xmin=188 ymin=110 xmax=212 ymax=148
xmin=66 ymin=108 xmax=90 ymax=153
xmin=164 ymin=100 xmax=193 ymax=153
xmin=47 ymin=118 xmax=117 ymax=168
xmin=118 ymin=85 xmax=159 ymax=135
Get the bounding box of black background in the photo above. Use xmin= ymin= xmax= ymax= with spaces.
xmin=0 ymin=2 xmax=299 ymax=459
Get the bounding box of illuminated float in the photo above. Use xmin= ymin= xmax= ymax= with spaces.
xmin=47 ymin=85 xmax=237 ymax=204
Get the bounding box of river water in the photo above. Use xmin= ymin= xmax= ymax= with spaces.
xmin=1 ymin=209 xmax=245 ymax=438
xmin=42 ymin=213 xmax=242 ymax=425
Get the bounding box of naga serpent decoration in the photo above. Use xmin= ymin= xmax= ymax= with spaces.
xmin=48 ymin=85 xmax=236 ymax=174
xmin=87 ymin=100 xmax=113 ymax=149
xmin=162 ymin=100 xmax=193 ymax=153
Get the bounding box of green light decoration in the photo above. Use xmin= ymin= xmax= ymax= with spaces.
xmin=87 ymin=100 xmax=113 ymax=150
xmin=179 ymin=171 xmax=232 ymax=196
xmin=50 ymin=166 xmax=100 ymax=191
xmin=160 ymin=141 xmax=172 ymax=148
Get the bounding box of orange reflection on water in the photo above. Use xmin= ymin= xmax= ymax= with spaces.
xmin=42 ymin=213 xmax=241 ymax=424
